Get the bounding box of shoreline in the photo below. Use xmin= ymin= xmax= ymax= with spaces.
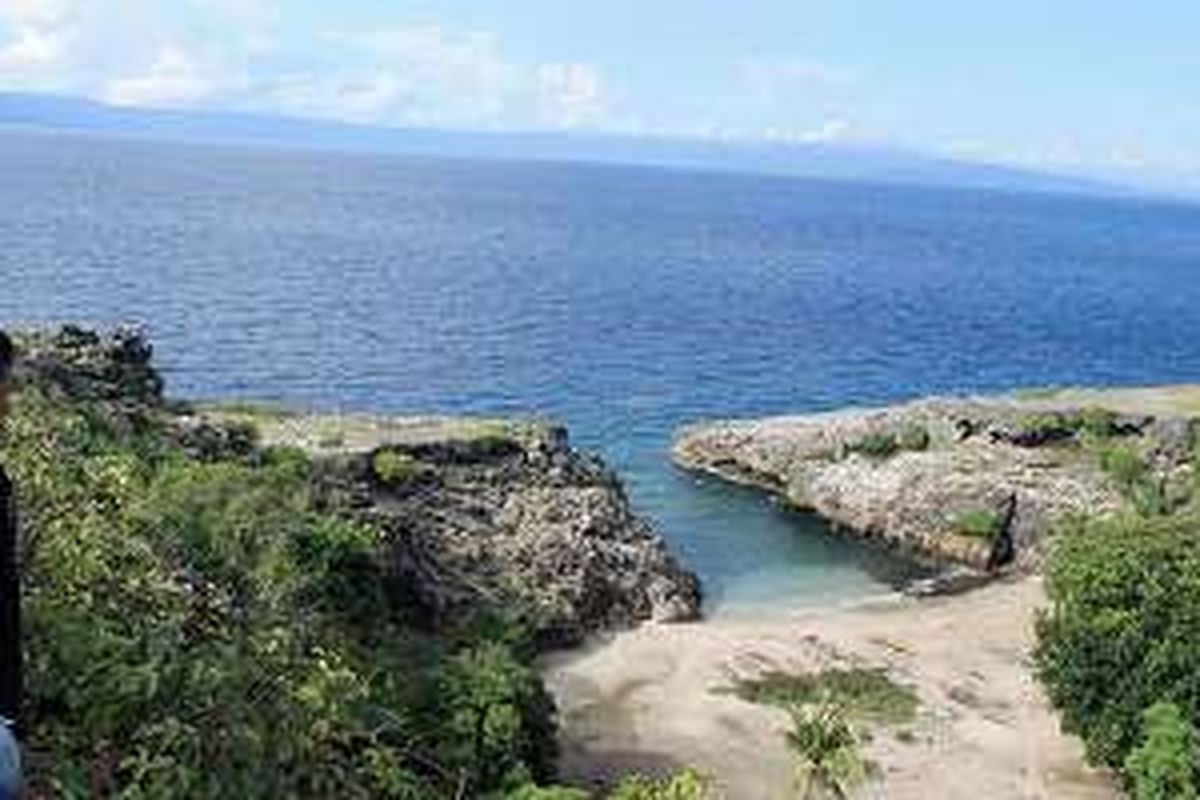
xmin=543 ymin=575 xmax=1119 ymax=800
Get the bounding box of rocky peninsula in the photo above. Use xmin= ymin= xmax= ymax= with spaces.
xmin=674 ymin=388 xmax=1200 ymax=573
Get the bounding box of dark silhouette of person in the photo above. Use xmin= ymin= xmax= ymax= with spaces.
xmin=0 ymin=331 xmax=22 ymax=798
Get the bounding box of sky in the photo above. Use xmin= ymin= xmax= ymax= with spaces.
xmin=1 ymin=0 xmax=1198 ymax=187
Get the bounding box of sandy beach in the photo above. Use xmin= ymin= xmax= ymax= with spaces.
xmin=543 ymin=577 xmax=1119 ymax=799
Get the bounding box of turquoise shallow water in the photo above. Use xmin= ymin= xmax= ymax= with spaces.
xmin=3 ymin=129 xmax=1200 ymax=613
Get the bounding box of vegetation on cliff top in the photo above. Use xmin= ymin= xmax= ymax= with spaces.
xmin=2 ymin=328 xmax=704 ymax=799
xmin=1036 ymin=425 xmax=1200 ymax=798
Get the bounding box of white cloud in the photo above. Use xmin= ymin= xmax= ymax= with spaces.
xmin=537 ymin=63 xmax=609 ymax=129
xmin=101 ymin=45 xmax=216 ymax=107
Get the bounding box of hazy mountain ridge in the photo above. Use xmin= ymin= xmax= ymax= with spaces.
xmin=0 ymin=91 xmax=1122 ymax=196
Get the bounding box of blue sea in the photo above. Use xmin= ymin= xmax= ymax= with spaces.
xmin=4 ymin=129 xmax=1200 ymax=612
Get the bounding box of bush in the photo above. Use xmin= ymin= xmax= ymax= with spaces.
xmin=1125 ymin=702 xmax=1198 ymax=800
xmin=897 ymin=425 xmax=931 ymax=452
xmin=1078 ymin=407 xmax=1120 ymax=439
xmin=1098 ymin=445 xmax=1168 ymax=516
xmin=3 ymin=386 xmax=558 ymax=798
xmin=846 ymin=432 xmax=899 ymax=459
xmin=1100 ymin=445 xmax=1148 ymax=489
xmin=786 ymin=703 xmax=869 ymax=800
xmin=608 ymin=769 xmax=712 ymax=800
xmin=953 ymin=509 xmax=1003 ymax=541
xmin=727 ymin=667 xmax=917 ymax=726
xmin=372 ymin=449 xmax=429 ymax=486
xmin=1035 ymin=513 xmax=1200 ymax=771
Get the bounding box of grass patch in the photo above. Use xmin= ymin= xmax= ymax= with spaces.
xmin=725 ymin=667 xmax=918 ymax=726
xmin=897 ymin=424 xmax=931 ymax=452
xmin=372 ymin=449 xmax=431 ymax=486
xmin=953 ymin=508 xmax=1004 ymax=541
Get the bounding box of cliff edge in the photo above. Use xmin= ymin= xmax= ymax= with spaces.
xmin=674 ymin=387 xmax=1200 ymax=571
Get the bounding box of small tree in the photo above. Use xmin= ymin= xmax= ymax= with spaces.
xmin=1125 ymin=702 xmax=1199 ymax=800
xmin=786 ymin=702 xmax=869 ymax=800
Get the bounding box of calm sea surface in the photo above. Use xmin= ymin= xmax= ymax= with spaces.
xmin=4 ymin=129 xmax=1200 ymax=612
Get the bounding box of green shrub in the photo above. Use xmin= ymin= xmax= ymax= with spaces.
xmin=1018 ymin=412 xmax=1068 ymax=434
xmin=727 ymin=667 xmax=918 ymax=726
xmin=897 ymin=425 xmax=931 ymax=452
xmin=4 ymin=385 xmax=558 ymax=798
xmin=1098 ymin=445 xmax=1169 ymax=516
xmin=953 ymin=509 xmax=1003 ymax=541
xmin=1125 ymin=702 xmax=1198 ymax=800
xmin=846 ymin=432 xmax=899 ymax=459
xmin=372 ymin=449 xmax=428 ymax=486
xmin=1035 ymin=513 xmax=1200 ymax=771
xmin=608 ymin=769 xmax=712 ymax=800
xmin=1100 ymin=445 xmax=1148 ymax=489
xmin=786 ymin=702 xmax=870 ymax=800
xmin=1078 ymin=407 xmax=1120 ymax=438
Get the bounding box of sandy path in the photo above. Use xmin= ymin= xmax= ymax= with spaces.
xmin=543 ymin=578 xmax=1118 ymax=800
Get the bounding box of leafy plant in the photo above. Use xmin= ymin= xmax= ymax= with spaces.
xmin=953 ymin=509 xmax=1003 ymax=541
xmin=787 ymin=702 xmax=870 ymax=800
xmin=1078 ymin=407 xmax=1120 ymax=439
xmin=1125 ymin=702 xmax=1198 ymax=800
xmin=3 ymin=381 xmax=559 ymax=798
xmin=372 ymin=449 xmax=429 ymax=486
xmin=1035 ymin=513 xmax=1200 ymax=771
xmin=846 ymin=432 xmax=899 ymax=459
xmin=727 ymin=667 xmax=918 ymax=726
xmin=607 ymin=769 xmax=712 ymax=800
xmin=897 ymin=424 xmax=931 ymax=452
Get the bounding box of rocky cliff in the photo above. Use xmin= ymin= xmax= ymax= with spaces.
xmin=674 ymin=389 xmax=1199 ymax=571
xmin=13 ymin=326 xmax=701 ymax=644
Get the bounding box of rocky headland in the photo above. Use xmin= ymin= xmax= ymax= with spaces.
xmin=16 ymin=325 xmax=701 ymax=645
xmin=673 ymin=388 xmax=1200 ymax=574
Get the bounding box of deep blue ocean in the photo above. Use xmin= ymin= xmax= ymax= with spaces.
xmin=4 ymin=129 xmax=1200 ymax=612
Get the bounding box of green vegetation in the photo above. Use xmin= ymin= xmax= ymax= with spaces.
xmin=1097 ymin=444 xmax=1169 ymax=517
xmin=372 ymin=449 xmax=430 ymax=486
xmin=846 ymin=425 xmax=931 ymax=460
xmin=5 ymin=384 xmax=567 ymax=797
xmin=846 ymin=431 xmax=899 ymax=458
xmin=1077 ymin=406 xmax=1121 ymax=438
xmin=1125 ymin=702 xmax=1198 ymax=800
xmin=1035 ymin=511 xmax=1200 ymax=784
xmin=952 ymin=508 xmax=1004 ymax=541
xmin=786 ymin=703 xmax=870 ymax=800
xmin=606 ymin=770 xmax=712 ymax=799
xmin=1 ymin=373 xmax=707 ymax=798
xmin=897 ymin=424 xmax=931 ymax=452
xmin=727 ymin=667 xmax=918 ymax=726
xmin=726 ymin=666 xmax=914 ymax=797
xmin=1014 ymin=412 xmax=1074 ymax=442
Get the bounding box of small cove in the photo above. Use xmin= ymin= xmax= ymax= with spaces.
xmin=3 ymin=129 xmax=1200 ymax=612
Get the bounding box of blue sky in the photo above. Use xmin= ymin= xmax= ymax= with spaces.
xmin=1 ymin=0 xmax=1197 ymax=186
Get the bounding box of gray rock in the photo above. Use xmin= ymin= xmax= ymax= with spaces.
xmin=671 ymin=395 xmax=1182 ymax=570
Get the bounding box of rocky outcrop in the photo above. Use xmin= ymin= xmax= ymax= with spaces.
xmin=13 ymin=325 xmax=164 ymax=408
xmin=297 ymin=421 xmax=702 ymax=645
xmin=11 ymin=325 xmax=701 ymax=645
xmin=674 ymin=393 xmax=1198 ymax=570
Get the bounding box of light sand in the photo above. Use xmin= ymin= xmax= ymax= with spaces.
xmin=543 ymin=578 xmax=1118 ymax=800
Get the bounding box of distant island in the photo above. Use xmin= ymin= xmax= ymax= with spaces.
xmin=0 ymin=91 xmax=1124 ymax=198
